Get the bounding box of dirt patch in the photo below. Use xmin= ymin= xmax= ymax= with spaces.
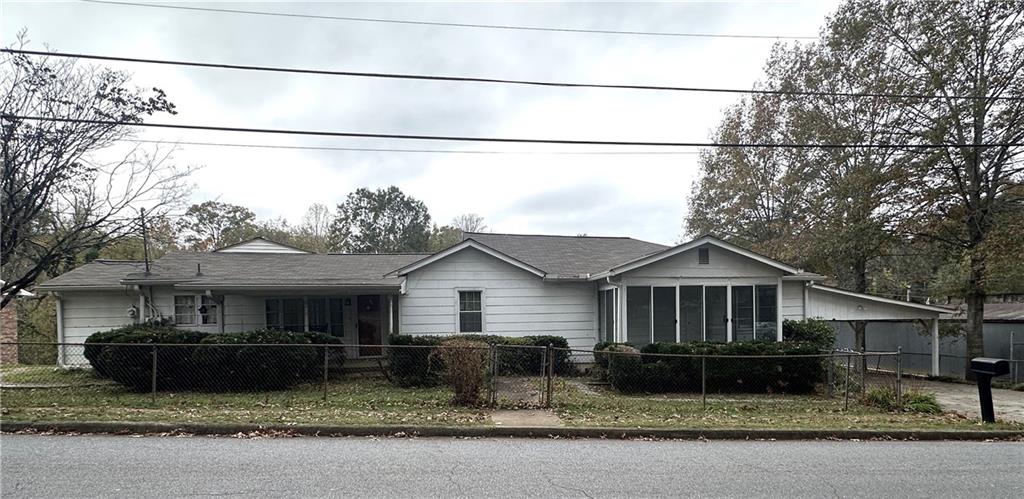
xmin=493 ymin=377 xmax=544 ymax=407
xmin=491 ymin=409 xmax=562 ymax=427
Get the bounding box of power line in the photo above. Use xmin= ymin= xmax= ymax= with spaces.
xmin=126 ymin=139 xmax=702 ymax=155
xmin=7 ymin=114 xmax=1019 ymax=149
xmin=8 ymin=49 xmax=1016 ymax=102
xmin=78 ymin=0 xmax=818 ymax=40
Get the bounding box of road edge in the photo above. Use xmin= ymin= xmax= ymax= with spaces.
xmin=2 ymin=421 xmax=1022 ymax=441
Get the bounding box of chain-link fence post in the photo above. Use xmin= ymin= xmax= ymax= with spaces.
xmin=545 ymin=343 xmax=554 ymax=408
xmin=701 ymin=355 xmax=707 ymax=410
xmin=844 ymin=353 xmax=851 ymax=410
xmin=150 ymin=345 xmax=158 ymax=403
xmin=860 ymin=352 xmax=866 ymax=396
xmin=826 ymin=352 xmax=834 ymax=398
xmin=322 ymin=344 xmax=329 ymax=402
xmin=488 ymin=343 xmax=496 ymax=407
xmin=896 ymin=347 xmax=902 ymax=407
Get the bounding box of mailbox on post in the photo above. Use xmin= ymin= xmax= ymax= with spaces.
xmin=969 ymin=358 xmax=1010 ymax=423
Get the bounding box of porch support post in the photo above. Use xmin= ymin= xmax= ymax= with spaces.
xmin=137 ymin=293 xmax=146 ymax=325
xmin=725 ymin=285 xmax=732 ymax=342
xmin=931 ymin=317 xmax=940 ymax=376
xmin=388 ymin=295 xmax=394 ymax=335
xmin=776 ymin=278 xmax=783 ymax=342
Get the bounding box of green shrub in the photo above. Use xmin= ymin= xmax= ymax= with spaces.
xmin=384 ymin=334 xmax=575 ymax=387
xmin=864 ymin=387 xmax=941 ymax=413
xmin=782 ymin=319 xmax=835 ymax=350
xmin=607 ymin=341 xmax=825 ymax=394
xmin=84 ymin=326 xmax=342 ymax=391
xmin=385 ymin=334 xmax=444 ymax=387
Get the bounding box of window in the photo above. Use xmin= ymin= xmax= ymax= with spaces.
xmin=199 ymin=296 xmax=218 ymax=325
xmin=698 ymin=247 xmax=710 ymax=265
xmin=308 ymin=297 xmax=345 ymax=336
xmin=265 ymin=298 xmax=308 ymax=331
xmin=755 ymin=285 xmax=778 ymax=340
xmin=458 ymin=291 xmax=483 ymax=333
xmin=174 ymin=296 xmax=196 ymax=325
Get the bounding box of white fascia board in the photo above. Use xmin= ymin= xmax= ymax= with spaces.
xmin=808 ymin=284 xmax=951 ymax=314
xmin=590 ymin=235 xmax=802 ymax=280
xmin=384 ymin=239 xmax=546 ymax=278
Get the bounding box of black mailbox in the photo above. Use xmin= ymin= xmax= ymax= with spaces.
xmin=970 ymin=358 xmax=1009 ymax=377
xmin=969 ymin=357 xmax=1010 ymax=423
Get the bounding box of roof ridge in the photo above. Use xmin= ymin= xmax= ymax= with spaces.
xmin=464 ymin=231 xmax=656 ymax=242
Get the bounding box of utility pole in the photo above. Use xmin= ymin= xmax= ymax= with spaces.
xmin=140 ymin=207 xmax=151 ymax=274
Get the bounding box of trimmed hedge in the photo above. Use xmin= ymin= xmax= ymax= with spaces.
xmin=384 ymin=334 xmax=575 ymax=387
xmin=602 ymin=341 xmax=825 ymax=394
xmin=782 ymin=319 xmax=836 ymax=350
xmin=84 ymin=325 xmax=344 ymax=391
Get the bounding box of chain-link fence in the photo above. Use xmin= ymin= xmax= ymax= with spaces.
xmin=2 ymin=341 xmax=918 ymax=416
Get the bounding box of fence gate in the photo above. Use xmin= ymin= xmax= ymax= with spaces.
xmin=489 ymin=344 xmax=547 ymax=407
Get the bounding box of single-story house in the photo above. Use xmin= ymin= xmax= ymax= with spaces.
xmin=36 ymin=233 xmax=951 ymax=371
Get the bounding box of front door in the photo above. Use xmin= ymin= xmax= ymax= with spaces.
xmin=704 ymin=286 xmax=728 ymax=342
xmin=357 ymin=295 xmax=383 ymax=356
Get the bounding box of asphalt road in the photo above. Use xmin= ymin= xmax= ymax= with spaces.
xmin=1 ymin=434 xmax=1022 ymax=498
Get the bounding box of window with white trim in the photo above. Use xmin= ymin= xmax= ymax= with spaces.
xmin=174 ymin=296 xmax=196 ymax=325
xmin=458 ymin=291 xmax=483 ymax=333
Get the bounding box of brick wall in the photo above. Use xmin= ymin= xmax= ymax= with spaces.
xmin=0 ymin=303 xmax=18 ymax=364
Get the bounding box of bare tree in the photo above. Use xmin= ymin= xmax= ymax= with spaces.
xmin=451 ymin=213 xmax=487 ymax=233
xmin=1 ymin=38 xmax=192 ymax=306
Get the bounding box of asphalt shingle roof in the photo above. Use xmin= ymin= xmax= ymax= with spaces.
xmin=36 ymin=260 xmax=149 ymax=290
xmin=461 ymin=232 xmax=669 ymax=278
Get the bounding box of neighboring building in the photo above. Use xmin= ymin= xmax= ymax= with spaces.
xmin=36 ymin=234 xmax=949 ymax=368
xmin=1 ymin=281 xmax=36 ymax=365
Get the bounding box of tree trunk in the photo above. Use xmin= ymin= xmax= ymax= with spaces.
xmin=964 ymin=250 xmax=986 ymax=381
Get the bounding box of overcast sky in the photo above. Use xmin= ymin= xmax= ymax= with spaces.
xmin=3 ymin=0 xmax=840 ymax=245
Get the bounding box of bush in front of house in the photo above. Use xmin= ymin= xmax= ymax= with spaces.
xmin=384 ymin=334 xmax=576 ymax=388
xmin=431 ymin=339 xmax=490 ymax=406
xmin=782 ymin=319 xmax=836 ymax=350
xmin=84 ymin=326 xmax=344 ymax=391
xmin=605 ymin=341 xmax=825 ymax=394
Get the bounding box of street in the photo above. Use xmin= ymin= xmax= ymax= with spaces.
xmin=1 ymin=434 xmax=1021 ymax=498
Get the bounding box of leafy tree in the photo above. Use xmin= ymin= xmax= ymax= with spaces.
xmin=1 ymin=38 xmax=190 ymax=306
xmin=428 ymin=225 xmax=462 ymax=252
xmin=330 ymin=186 xmax=432 ymax=253
xmin=176 ymin=201 xmax=257 ymax=251
xmin=293 ymin=203 xmax=333 ymax=253
xmin=849 ymin=0 xmax=1024 ymax=376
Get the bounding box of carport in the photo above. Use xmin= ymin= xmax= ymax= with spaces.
xmin=805 ymin=284 xmax=951 ymax=375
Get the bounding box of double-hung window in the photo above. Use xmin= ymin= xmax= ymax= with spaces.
xmin=174 ymin=296 xmax=196 ymax=325
xmin=458 ymin=291 xmax=483 ymax=333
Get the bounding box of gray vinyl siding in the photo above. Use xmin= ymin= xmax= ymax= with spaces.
xmin=781 ymin=281 xmax=805 ymax=321
xmin=59 ymin=290 xmax=136 ymax=350
xmin=622 ymin=244 xmax=786 ymax=279
xmin=400 ymin=247 xmax=599 ymax=349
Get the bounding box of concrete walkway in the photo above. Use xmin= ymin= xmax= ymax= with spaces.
xmin=915 ymin=378 xmax=1024 ymax=423
xmin=490 ymin=409 xmax=562 ymax=427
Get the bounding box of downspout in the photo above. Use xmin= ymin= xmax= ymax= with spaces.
xmin=54 ymin=292 xmax=65 ymax=366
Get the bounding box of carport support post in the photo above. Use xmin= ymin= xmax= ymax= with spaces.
xmin=930 ymin=318 xmax=940 ymax=377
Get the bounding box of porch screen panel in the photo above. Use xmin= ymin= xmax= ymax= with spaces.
xmin=755 ymin=285 xmax=777 ymax=340
xmin=265 ymin=299 xmax=281 ymax=330
xmin=626 ymin=286 xmax=651 ymax=345
xmin=678 ymin=286 xmax=703 ymax=342
xmin=653 ymin=287 xmax=676 ymax=343
xmin=603 ymin=290 xmax=615 ymax=343
xmin=732 ymin=286 xmax=754 ymax=342
xmin=705 ymin=286 xmax=727 ymax=342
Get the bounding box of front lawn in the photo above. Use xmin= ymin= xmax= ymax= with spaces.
xmin=551 ymin=379 xmax=1024 ymax=431
xmin=1 ymin=368 xmax=488 ymax=426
